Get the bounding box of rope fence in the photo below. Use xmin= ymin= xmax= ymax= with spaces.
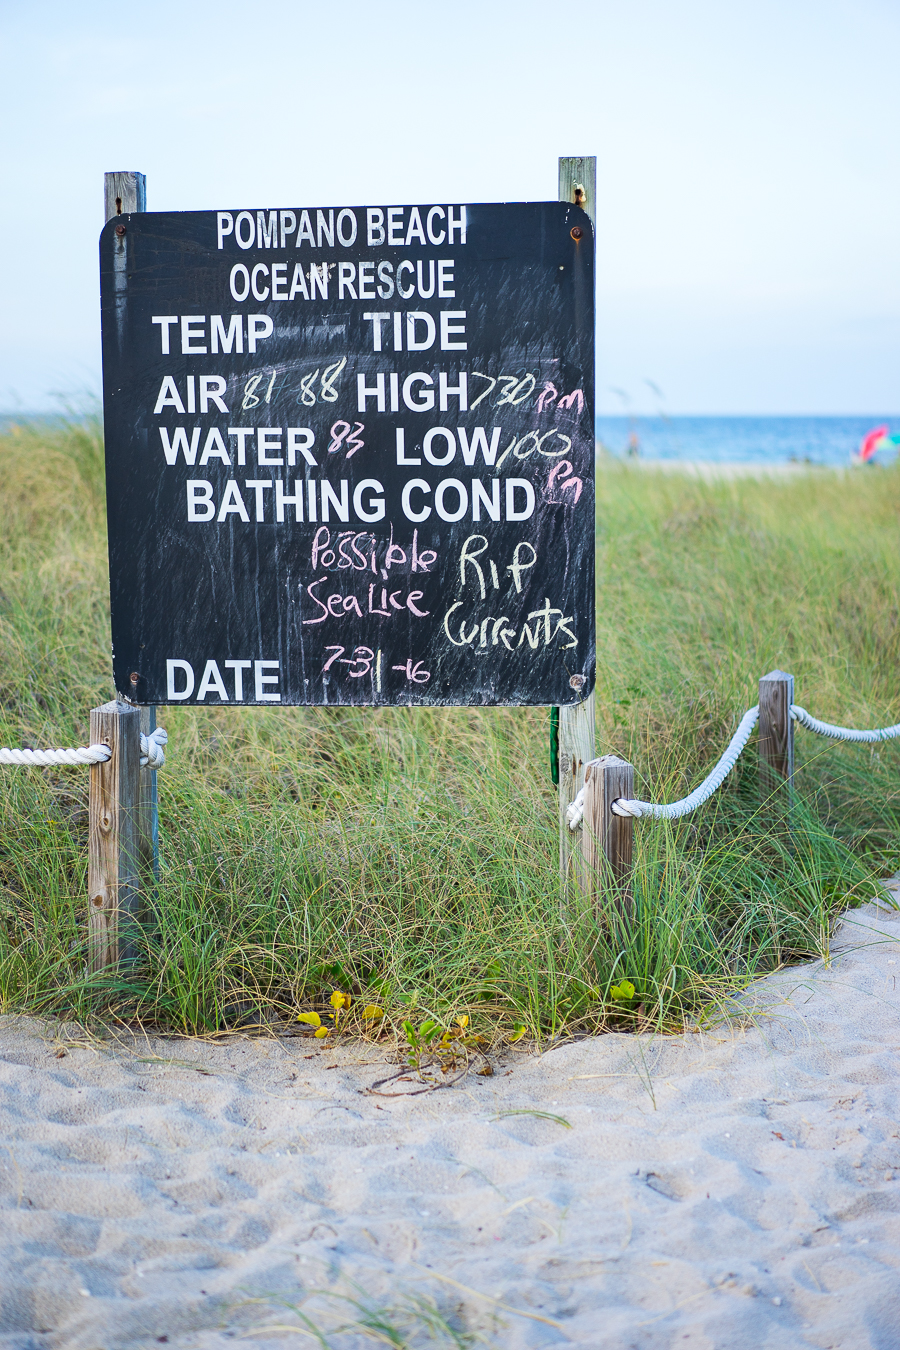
xmin=0 ymin=727 xmax=168 ymax=771
xmin=567 ymin=705 xmax=761 ymax=827
xmin=789 ymin=705 xmax=900 ymax=745
xmin=568 ymin=698 xmax=900 ymax=831
xmin=567 ymin=668 xmax=900 ymax=909
xmin=0 ymin=668 xmax=896 ymax=966
xmin=566 ymin=700 xmax=900 ymax=830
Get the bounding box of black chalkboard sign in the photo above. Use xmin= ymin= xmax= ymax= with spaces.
xmin=99 ymin=202 xmax=594 ymax=707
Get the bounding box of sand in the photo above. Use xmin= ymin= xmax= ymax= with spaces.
xmin=2 ymin=894 xmax=900 ymax=1349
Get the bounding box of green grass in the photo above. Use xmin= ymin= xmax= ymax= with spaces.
xmin=236 ymin=1282 xmax=481 ymax=1347
xmin=1 ymin=420 xmax=899 ymax=1040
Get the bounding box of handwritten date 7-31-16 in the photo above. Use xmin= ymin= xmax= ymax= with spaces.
xmin=323 ymin=646 xmax=431 ymax=685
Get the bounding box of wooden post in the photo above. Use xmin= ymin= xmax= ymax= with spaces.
xmin=558 ymin=157 xmax=595 ymax=217
xmin=104 ymin=171 xmax=146 ymax=220
xmin=580 ymin=755 xmax=635 ymax=913
xmin=559 ymin=702 xmax=596 ymax=891
xmin=139 ymin=706 xmax=159 ymax=883
xmin=759 ymin=669 xmax=795 ymax=795
xmin=104 ymin=170 xmax=157 ymax=887
xmin=557 ymin=155 xmax=598 ymax=886
xmin=88 ymin=701 xmax=143 ymax=971
xmin=91 ymin=171 xmax=155 ymax=970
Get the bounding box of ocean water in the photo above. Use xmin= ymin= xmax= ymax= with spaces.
xmin=595 ymin=415 xmax=900 ymax=467
xmin=2 ymin=412 xmax=898 ymax=469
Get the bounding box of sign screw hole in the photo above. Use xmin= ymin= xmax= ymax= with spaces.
xmin=570 ymin=226 xmax=583 ymax=241
xmin=115 ymin=224 xmax=126 ymax=237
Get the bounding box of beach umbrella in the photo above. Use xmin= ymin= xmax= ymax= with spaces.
xmin=856 ymin=425 xmax=889 ymax=462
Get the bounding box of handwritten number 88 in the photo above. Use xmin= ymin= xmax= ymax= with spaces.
xmin=296 ymin=358 xmax=347 ymax=406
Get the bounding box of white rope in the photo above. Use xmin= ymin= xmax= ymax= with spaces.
xmin=790 ymin=704 xmax=900 ymax=744
xmin=565 ymin=788 xmax=587 ymax=831
xmin=566 ymin=706 xmax=760 ymax=829
xmin=0 ymin=744 xmax=112 ymax=767
xmin=141 ymin=727 xmax=168 ymax=769
xmin=0 ymin=726 xmax=168 ymax=769
xmin=612 ymin=705 xmax=759 ymax=819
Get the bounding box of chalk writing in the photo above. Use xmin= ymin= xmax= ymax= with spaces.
xmin=295 ymin=357 xmax=347 ymax=405
xmin=392 ymin=659 xmax=431 ymax=683
xmin=546 ymin=459 xmax=583 ymax=504
xmin=327 ymin=420 xmax=365 ymax=457
xmin=302 ymin=577 xmax=429 ymax=625
xmin=494 ymin=429 xmax=572 ymax=472
xmin=459 ymin=535 xmax=537 ymax=598
xmin=442 ymin=599 xmax=577 ymax=652
xmin=241 ymin=370 xmax=278 ymax=410
xmin=310 ymin=526 xmax=437 ymax=575
xmin=470 ymin=372 xmax=585 ymax=415
xmin=323 ymin=645 xmax=375 ymax=677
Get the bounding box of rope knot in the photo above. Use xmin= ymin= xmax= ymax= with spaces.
xmin=565 ymin=786 xmax=586 ymax=831
xmin=140 ymin=727 xmax=168 ymax=770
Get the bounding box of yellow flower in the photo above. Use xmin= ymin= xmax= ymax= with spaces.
xmin=297 ymin=1012 xmax=321 ymax=1028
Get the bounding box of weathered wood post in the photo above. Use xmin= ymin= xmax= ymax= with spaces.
xmin=580 ymin=755 xmax=635 ymax=914
xmin=759 ymin=669 xmax=795 ymax=796
xmin=88 ymin=702 xmax=143 ymax=971
xmin=88 ymin=170 xmax=156 ymax=973
xmin=557 ymin=155 xmax=597 ymax=890
xmin=104 ymin=170 xmax=146 ymax=220
xmin=104 ymin=170 xmax=158 ymax=885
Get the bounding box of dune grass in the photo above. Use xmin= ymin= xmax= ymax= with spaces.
xmin=236 ymin=1282 xmax=479 ymax=1347
xmin=0 ymin=418 xmax=898 ymax=1041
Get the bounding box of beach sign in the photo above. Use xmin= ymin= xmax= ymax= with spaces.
xmin=99 ymin=201 xmax=594 ymax=707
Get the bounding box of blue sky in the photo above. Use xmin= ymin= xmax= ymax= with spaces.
xmin=2 ymin=0 xmax=898 ymax=413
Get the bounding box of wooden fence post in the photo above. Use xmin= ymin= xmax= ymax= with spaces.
xmin=759 ymin=669 xmax=795 ymax=795
xmin=559 ymin=702 xmax=596 ymax=892
xmin=88 ymin=701 xmax=143 ymax=971
xmin=139 ymin=706 xmax=159 ymax=884
xmin=104 ymin=169 xmax=158 ymax=887
xmin=558 ymin=154 xmax=597 ymax=888
xmin=91 ymin=171 xmax=155 ymax=969
xmin=580 ymin=755 xmax=635 ymax=913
